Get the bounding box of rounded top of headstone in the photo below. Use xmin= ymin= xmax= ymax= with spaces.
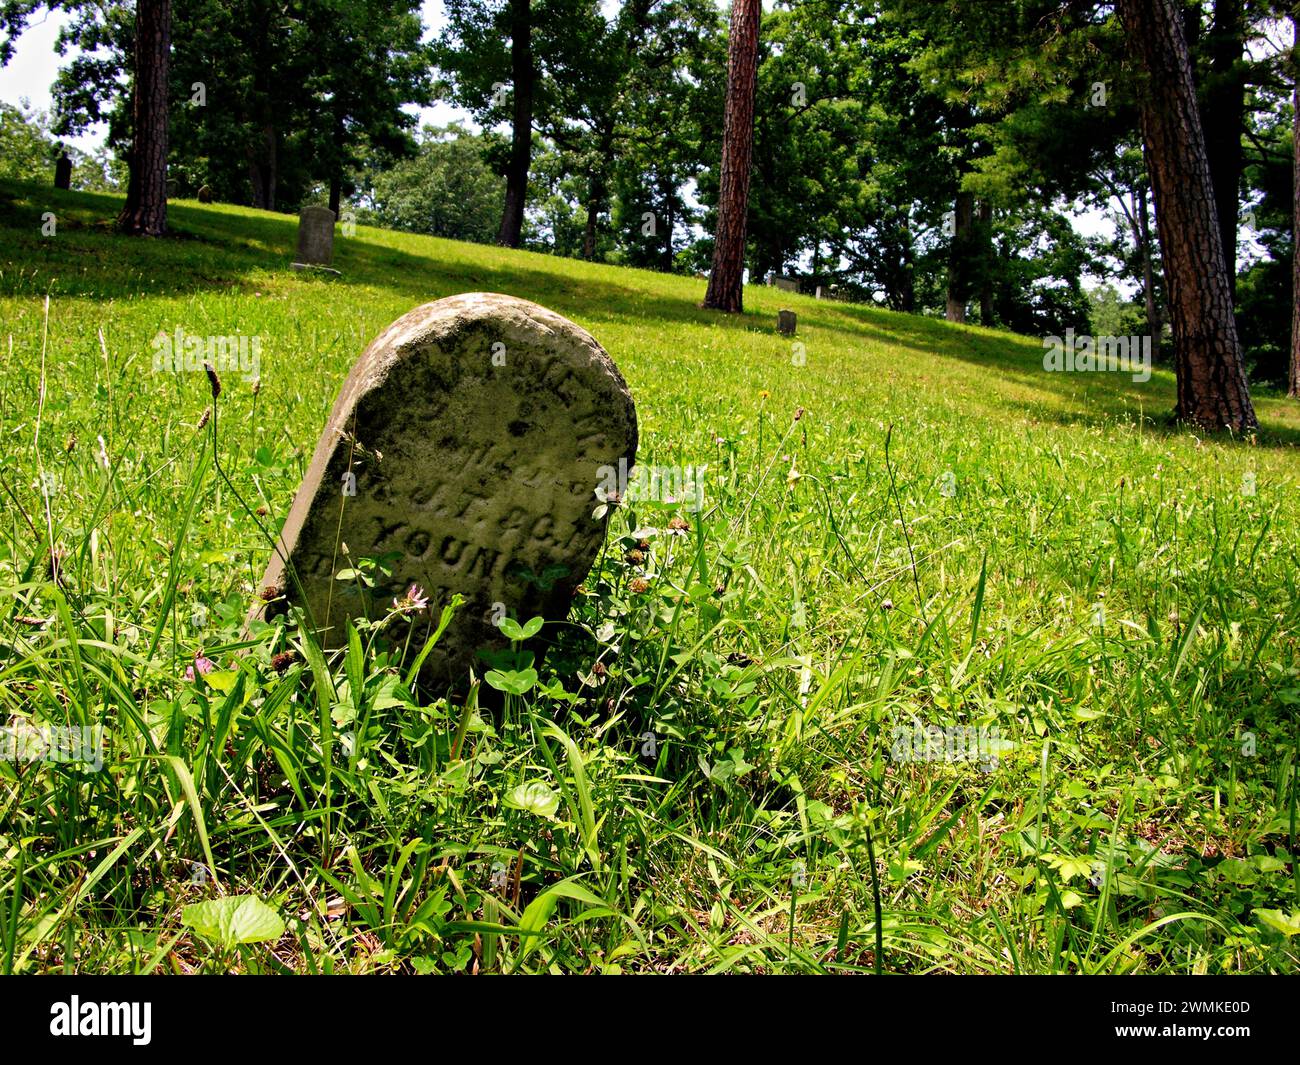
xmin=300 ymin=205 xmax=336 ymax=222
xmin=347 ymin=292 xmax=633 ymax=417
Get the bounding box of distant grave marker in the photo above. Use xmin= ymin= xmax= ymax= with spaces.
xmin=291 ymin=206 xmax=337 ymax=273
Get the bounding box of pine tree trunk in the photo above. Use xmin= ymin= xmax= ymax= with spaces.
xmin=945 ymin=190 xmax=975 ymax=323
xmin=1290 ymin=11 xmax=1300 ymax=397
xmin=1117 ymin=0 xmax=1256 ymax=432
xmin=899 ymin=217 xmax=916 ymax=314
xmin=1205 ymin=0 xmax=1245 ymax=281
xmin=246 ymin=124 xmax=277 ymax=210
xmin=702 ymin=0 xmax=760 ymax=313
xmin=1137 ymin=181 xmax=1162 ymax=344
xmin=582 ymin=158 xmax=608 ymax=261
xmin=496 ymin=0 xmax=533 ymax=248
xmin=977 ymin=199 xmax=995 ymax=326
xmin=117 ymin=0 xmax=170 ymax=237
xmin=329 ymin=112 xmax=345 ymax=217
xmin=663 ymin=189 xmax=675 ymax=271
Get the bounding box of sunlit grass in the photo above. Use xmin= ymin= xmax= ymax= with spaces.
xmin=0 ymin=178 xmax=1297 ymax=973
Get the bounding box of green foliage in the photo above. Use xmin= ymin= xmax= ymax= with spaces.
xmin=182 ymin=896 xmax=286 ymax=949
xmin=0 ymin=100 xmax=54 ymax=183
xmin=49 ymin=0 xmax=432 ymax=209
xmin=364 ymin=125 xmax=505 ymax=244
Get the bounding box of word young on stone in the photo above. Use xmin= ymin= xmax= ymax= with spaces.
xmin=1042 ymin=329 xmax=1152 ymax=383
xmin=595 ymin=456 xmax=706 ymax=514
xmin=50 ymin=997 xmax=151 ymax=1045
xmin=254 ymin=293 xmax=637 ymax=687
xmin=152 ymin=327 xmax=261 ymax=382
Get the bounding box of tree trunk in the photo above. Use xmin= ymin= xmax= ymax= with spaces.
xmin=1290 ymin=11 xmax=1300 ymax=397
xmin=702 ymin=0 xmax=760 ymax=313
xmin=1204 ymin=0 xmax=1246 ymax=281
xmin=245 ymin=124 xmax=277 ymax=210
xmin=945 ymin=190 xmax=975 ymax=323
xmin=582 ymin=159 xmax=608 ymax=261
xmin=117 ymin=0 xmax=170 ymax=236
xmin=496 ymin=0 xmax=533 ymax=248
xmin=582 ymin=195 xmax=598 ymax=260
xmin=1117 ymin=0 xmax=1256 ymax=432
xmin=1136 ymin=181 xmax=1163 ymax=346
xmin=899 ymin=216 xmax=916 ymax=314
xmin=329 ymin=111 xmax=346 ymax=217
xmin=662 ymin=184 xmax=675 ymax=271
xmin=977 ymin=199 xmax=995 ymax=325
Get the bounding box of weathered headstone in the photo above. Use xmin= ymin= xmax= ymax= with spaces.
xmin=166 ymin=178 xmax=179 ymax=198
xmin=54 ymin=153 xmax=72 ymax=190
xmin=773 ymin=276 xmax=799 ymax=293
xmin=778 ymin=309 xmax=797 ymax=336
xmin=255 ymin=292 xmax=638 ymax=687
xmin=292 ymin=206 xmax=336 ymax=270
xmin=197 ymin=185 xmax=213 ymax=203
xmin=815 ymin=286 xmax=824 ymax=300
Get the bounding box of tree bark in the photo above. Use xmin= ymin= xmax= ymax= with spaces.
xmin=1204 ymin=0 xmax=1246 ymax=281
xmin=117 ymin=0 xmax=170 ymax=236
xmin=702 ymin=0 xmax=760 ymax=313
xmin=246 ymin=123 xmax=277 ymax=210
xmin=1117 ymin=0 xmax=1256 ymax=432
xmin=1136 ymin=180 xmax=1163 ymax=345
xmin=1290 ymin=10 xmax=1300 ymax=397
xmin=945 ymin=190 xmax=975 ymax=323
xmin=662 ymin=179 xmax=676 ymax=271
xmin=496 ymin=0 xmax=533 ymax=248
xmin=582 ymin=156 xmax=608 ymax=260
xmin=977 ymin=199 xmax=995 ymax=326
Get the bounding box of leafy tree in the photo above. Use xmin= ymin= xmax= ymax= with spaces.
xmin=0 ymin=99 xmax=57 ymax=181
xmin=301 ymin=0 xmax=433 ymax=215
xmin=3 ymin=0 xmax=170 ymax=232
xmin=362 ymin=125 xmax=505 ymax=243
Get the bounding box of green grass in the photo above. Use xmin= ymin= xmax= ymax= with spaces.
xmin=1 ymin=178 xmax=1298 ymax=973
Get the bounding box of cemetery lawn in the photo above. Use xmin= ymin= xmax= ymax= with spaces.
xmin=3 ymin=179 xmax=1300 ymax=975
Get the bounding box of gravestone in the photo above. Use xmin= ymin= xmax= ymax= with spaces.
xmin=773 ymin=276 xmax=799 ymax=293
xmin=166 ymin=178 xmax=179 ymax=198
xmin=197 ymin=185 xmax=213 ymax=203
xmin=778 ymin=309 xmax=797 ymax=336
xmin=254 ymin=292 xmax=638 ymax=687
xmin=54 ymin=153 xmax=72 ymax=190
xmin=292 ymin=206 xmax=336 ymax=270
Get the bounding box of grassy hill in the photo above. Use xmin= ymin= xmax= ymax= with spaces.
xmin=1 ymin=180 xmax=1298 ymax=973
